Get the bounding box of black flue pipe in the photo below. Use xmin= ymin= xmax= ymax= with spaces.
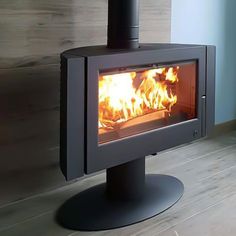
xmin=107 ymin=0 xmax=140 ymax=49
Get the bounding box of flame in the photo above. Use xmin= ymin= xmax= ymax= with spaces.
xmin=99 ymin=67 xmax=179 ymax=129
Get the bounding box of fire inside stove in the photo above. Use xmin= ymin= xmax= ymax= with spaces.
xmin=98 ymin=61 xmax=197 ymax=144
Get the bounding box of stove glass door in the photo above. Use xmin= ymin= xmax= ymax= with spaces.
xmin=98 ymin=61 xmax=197 ymax=144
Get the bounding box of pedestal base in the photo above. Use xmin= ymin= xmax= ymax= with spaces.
xmin=56 ymin=174 xmax=184 ymax=231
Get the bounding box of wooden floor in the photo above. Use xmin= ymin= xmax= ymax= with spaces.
xmin=1 ymin=130 xmax=236 ymax=236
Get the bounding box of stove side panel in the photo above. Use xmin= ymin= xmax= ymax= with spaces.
xmin=205 ymin=46 xmax=216 ymax=135
xmin=60 ymin=54 xmax=85 ymax=180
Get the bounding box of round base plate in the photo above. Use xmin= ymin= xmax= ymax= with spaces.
xmin=56 ymin=174 xmax=184 ymax=231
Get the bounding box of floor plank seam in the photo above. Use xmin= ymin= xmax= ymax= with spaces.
xmin=0 ymin=173 xmax=105 ymax=210
xmin=197 ymin=161 xmax=236 ymax=183
xmin=156 ymin=192 xmax=236 ymax=236
xmin=0 ymin=210 xmax=53 ymax=233
xmin=157 ymin=143 xmax=236 ymax=173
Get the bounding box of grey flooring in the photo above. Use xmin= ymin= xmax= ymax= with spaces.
xmin=1 ymin=130 xmax=236 ymax=236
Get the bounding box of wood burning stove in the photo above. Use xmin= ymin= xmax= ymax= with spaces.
xmin=57 ymin=0 xmax=215 ymax=231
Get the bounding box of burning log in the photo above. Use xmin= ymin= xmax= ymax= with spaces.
xmin=99 ymin=109 xmax=168 ymax=137
xmin=118 ymin=109 xmax=167 ymax=129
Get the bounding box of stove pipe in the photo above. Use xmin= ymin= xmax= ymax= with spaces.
xmin=107 ymin=0 xmax=140 ymax=49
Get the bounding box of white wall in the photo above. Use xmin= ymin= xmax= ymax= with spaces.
xmin=171 ymin=0 xmax=236 ymax=124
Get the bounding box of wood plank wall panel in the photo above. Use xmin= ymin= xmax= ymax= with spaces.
xmin=0 ymin=0 xmax=171 ymax=69
xmin=0 ymin=0 xmax=171 ymax=206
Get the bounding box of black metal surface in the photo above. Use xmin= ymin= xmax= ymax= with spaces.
xmin=60 ymin=55 xmax=85 ymax=180
xmin=201 ymin=95 xmax=206 ymax=137
xmin=59 ymin=42 xmax=215 ymax=231
xmin=59 ymin=0 xmax=215 ymax=229
xmin=60 ymin=43 xmax=216 ymax=179
xmin=56 ymin=174 xmax=184 ymax=231
xmin=65 ymin=43 xmax=205 ymax=57
xmin=206 ymin=46 xmax=216 ymax=135
xmin=107 ymin=0 xmax=139 ymax=49
xmin=106 ymin=158 xmax=145 ymax=200
xmin=86 ymin=45 xmax=205 ymax=174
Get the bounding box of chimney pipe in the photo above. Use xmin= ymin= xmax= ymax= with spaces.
xmin=107 ymin=0 xmax=140 ymax=49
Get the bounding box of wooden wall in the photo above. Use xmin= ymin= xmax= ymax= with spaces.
xmin=0 ymin=0 xmax=171 ymax=206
